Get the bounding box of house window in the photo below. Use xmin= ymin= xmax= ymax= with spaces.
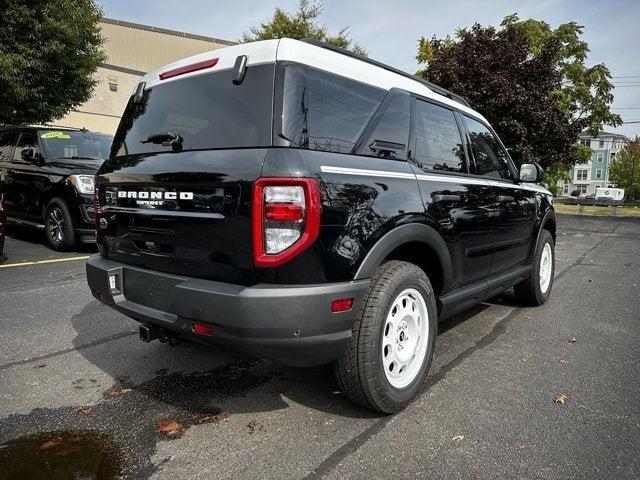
xmin=107 ymin=75 xmax=118 ymax=92
xmin=595 ymin=169 xmax=603 ymax=179
xmin=578 ymin=185 xmax=588 ymax=195
xmin=599 ymin=139 xmax=605 ymax=148
xmin=597 ymin=153 xmax=603 ymax=162
xmin=581 ymin=139 xmax=590 ymax=146
xmin=576 ymin=169 xmax=588 ymax=181
xmin=563 ymin=184 xmax=569 ymax=194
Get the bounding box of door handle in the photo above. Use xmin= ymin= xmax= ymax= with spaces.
xmin=433 ymin=194 xmax=461 ymax=203
xmin=497 ymin=195 xmax=514 ymax=202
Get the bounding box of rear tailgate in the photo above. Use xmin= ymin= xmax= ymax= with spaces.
xmin=97 ymin=149 xmax=266 ymax=285
xmin=97 ymin=43 xmax=277 ymax=285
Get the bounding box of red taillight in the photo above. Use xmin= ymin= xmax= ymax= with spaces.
xmin=192 ymin=322 xmax=214 ymax=336
xmin=159 ymin=58 xmax=219 ymax=80
xmin=252 ymin=178 xmax=321 ymax=268
xmin=332 ymin=298 xmax=354 ymax=313
xmin=265 ymin=203 xmax=304 ymax=222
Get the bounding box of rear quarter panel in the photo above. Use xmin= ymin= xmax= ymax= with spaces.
xmin=259 ymin=149 xmax=425 ymax=283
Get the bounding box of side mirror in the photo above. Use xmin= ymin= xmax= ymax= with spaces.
xmin=20 ymin=148 xmax=34 ymax=162
xmin=519 ymin=162 xmax=543 ymax=183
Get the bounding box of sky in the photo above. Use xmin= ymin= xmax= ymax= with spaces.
xmin=99 ymin=0 xmax=640 ymax=139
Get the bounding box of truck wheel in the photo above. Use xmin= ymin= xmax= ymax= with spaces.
xmin=44 ymin=198 xmax=76 ymax=251
xmin=334 ymin=261 xmax=438 ymax=413
xmin=514 ymin=229 xmax=555 ymax=306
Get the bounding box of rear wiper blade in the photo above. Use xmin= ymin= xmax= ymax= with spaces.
xmin=140 ymin=132 xmax=183 ymax=152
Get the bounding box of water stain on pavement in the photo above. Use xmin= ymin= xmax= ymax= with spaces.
xmin=0 ymin=429 xmax=122 ymax=480
xmin=0 ymin=358 xmax=283 ymax=478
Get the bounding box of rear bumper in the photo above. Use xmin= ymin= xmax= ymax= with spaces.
xmin=86 ymin=256 xmax=369 ymax=366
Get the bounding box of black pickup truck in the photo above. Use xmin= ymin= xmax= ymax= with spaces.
xmin=86 ymin=39 xmax=555 ymax=413
xmin=0 ymin=126 xmax=112 ymax=250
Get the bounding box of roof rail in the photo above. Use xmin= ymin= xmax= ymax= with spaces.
xmin=300 ymin=39 xmax=471 ymax=108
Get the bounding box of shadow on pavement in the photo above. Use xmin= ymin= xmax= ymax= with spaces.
xmin=70 ymin=301 xmax=379 ymax=420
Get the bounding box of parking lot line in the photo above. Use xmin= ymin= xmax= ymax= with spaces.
xmin=0 ymin=255 xmax=90 ymax=269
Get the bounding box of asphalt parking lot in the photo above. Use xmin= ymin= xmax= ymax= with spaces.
xmin=0 ymin=215 xmax=639 ymax=479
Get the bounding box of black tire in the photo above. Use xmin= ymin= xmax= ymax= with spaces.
xmin=514 ymin=229 xmax=555 ymax=306
xmin=0 ymin=236 xmax=4 ymax=257
xmin=44 ymin=197 xmax=76 ymax=251
xmin=334 ymin=260 xmax=438 ymax=413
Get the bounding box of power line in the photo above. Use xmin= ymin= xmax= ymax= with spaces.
xmin=612 ymin=107 xmax=640 ymax=109
xmin=611 ymin=75 xmax=640 ymax=78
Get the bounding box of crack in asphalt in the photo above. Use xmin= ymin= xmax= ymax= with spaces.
xmin=0 ymin=330 xmax=137 ymax=372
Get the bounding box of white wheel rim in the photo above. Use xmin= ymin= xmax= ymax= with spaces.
xmin=381 ymin=288 xmax=429 ymax=389
xmin=539 ymin=243 xmax=553 ymax=293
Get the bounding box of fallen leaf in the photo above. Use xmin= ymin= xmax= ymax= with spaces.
xmin=34 ymin=364 xmax=46 ymax=369
xmin=452 ymin=435 xmax=465 ymax=442
xmin=553 ymin=394 xmax=569 ymax=405
xmin=76 ymin=406 xmax=93 ymax=416
xmin=156 ymin=420 xmax=185 ymax=439
xmin=104 ymin=386 xmax=132 ymax=397
xmin=192 ymin=411 xmax=231 ymax=424
xmin=246 ymin=419 xmax=264 ymax=434
xmin=568 ymin=337 xmax=577 ymax=343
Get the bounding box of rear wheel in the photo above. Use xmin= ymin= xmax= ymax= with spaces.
xmin=334 ymin=261 xmax=438 ymax=413
xmin=514 ymin=229 xmax=555 ymax=306
xmin=44 ymin=198 xmax=76 ymax=251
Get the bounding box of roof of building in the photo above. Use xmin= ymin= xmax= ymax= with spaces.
xmin=101 ymin=18 xmax=237 ymax=46
xmin=579 ymin=130 xmax=630 ymax=141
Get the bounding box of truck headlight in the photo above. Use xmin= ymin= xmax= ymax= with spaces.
xmin=69 ymin=175 xmax=95 ymax=195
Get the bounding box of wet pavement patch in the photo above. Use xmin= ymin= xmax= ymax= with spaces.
xmin=0 ymin=429 xmax=122 ymax=480
xmin=0 ymin=358 xmax=283 ymax=478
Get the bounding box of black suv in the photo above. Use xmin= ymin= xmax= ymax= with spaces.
xmin=86 ymin=39 xmax=556 ymax=413
xmin=0 ymin=126 xmax=113 ymax=250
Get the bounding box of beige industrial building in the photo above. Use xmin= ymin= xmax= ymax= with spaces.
xmin=53 ymin=18 xmax=234 ymax=134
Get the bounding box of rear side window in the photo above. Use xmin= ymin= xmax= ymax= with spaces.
xmin=464 ymin=116 xmax=513 ymax=180
xmin=112 ymin=63 xmax=274 ymax=157
xmin=0 ymin=132 xmax=18 ymax=161
xmin=355 ymin=89 xmax=410 ymax=160
xmin=412 ymin=100 xmax=465 ymax=173
xmin=280 ymin=65 xmax=385 ymax=154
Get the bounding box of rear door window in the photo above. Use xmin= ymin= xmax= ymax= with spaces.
xmin=112 ymin=63 xmax=274 ymax=157
xmin=412 ymin=100 xmax=466 ymax=173
xmin=280 ymin=65 xmax=385 ymax=154
xmin=463 ymin=116 xmax=513 ymax=180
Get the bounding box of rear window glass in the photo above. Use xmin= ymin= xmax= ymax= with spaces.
xmin=280 ymin=65 xmax=385 ymax=154
xmin=112 ymin=63 xmax=274 ymax=157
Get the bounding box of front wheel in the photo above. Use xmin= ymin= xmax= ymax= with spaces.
xmin=514 ymin=229 xmax=555 ymax=306
xmin=334 ymin=261 xmax=438 ymax=413
xmin=44 ymin=198 xmax=76 ymax=251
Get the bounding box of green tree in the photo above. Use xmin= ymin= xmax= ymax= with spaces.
xmin=609 ymin=139 xmax=640 ymax=200
xmin=416 ymin=15 xmax=621 ymax=169
xmin=0 ymin=0 xmax=105 ymax=125
xmin=241 ymin=0 xmax=366 ymax=55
